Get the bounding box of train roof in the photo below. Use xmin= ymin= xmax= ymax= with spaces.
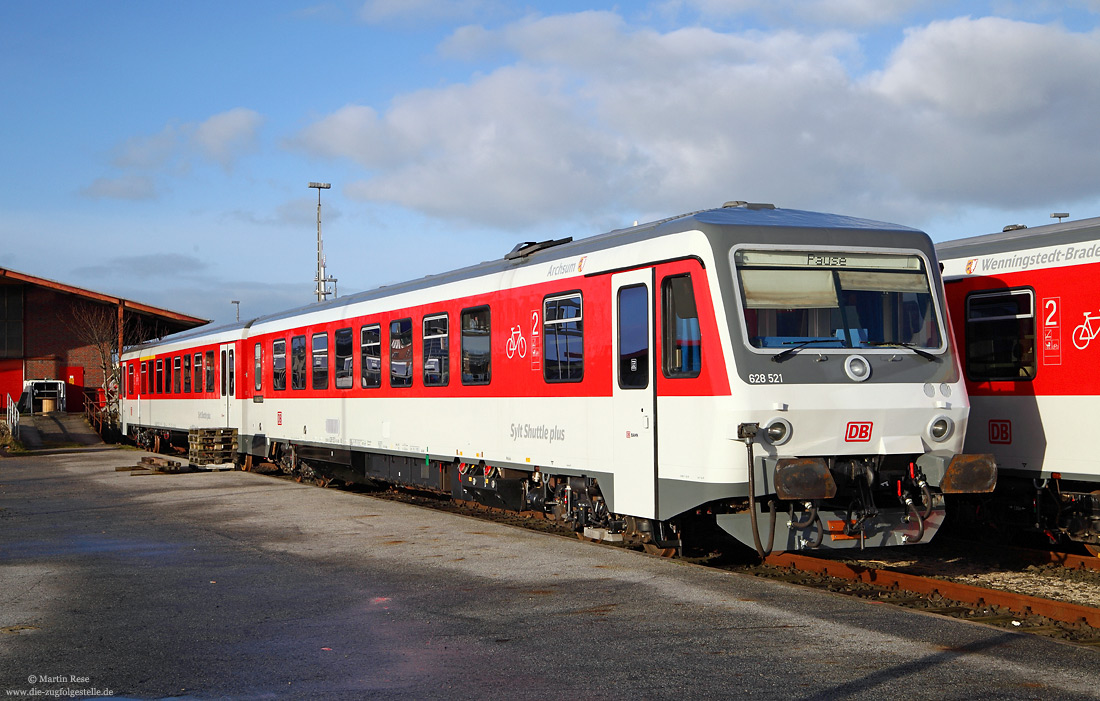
xmin=126 ymin=203 xmax=924 ymax=354
xmin=936 ymin=215 xmax=1100 ymax=259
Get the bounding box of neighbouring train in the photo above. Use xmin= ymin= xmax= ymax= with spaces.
xmin=938 ymin=216 xmax=1100 ymax=553
xmin=120 ymin=202 xmax=997 ymax=555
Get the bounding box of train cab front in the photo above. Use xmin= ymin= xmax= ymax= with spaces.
xmin=715 ymin=243 xmax=997 ymax=554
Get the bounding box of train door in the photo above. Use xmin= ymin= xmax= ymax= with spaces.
xmin=219 ymin=342 xmax=236 ymax=429
xmin=611 ymin=269 xmax=657 ymax=519
xmin=137 ymin=359 xmax=148 ymax=429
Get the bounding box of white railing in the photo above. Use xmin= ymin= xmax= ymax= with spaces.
xmin=4 ymin=393 xmax=17 ymax=440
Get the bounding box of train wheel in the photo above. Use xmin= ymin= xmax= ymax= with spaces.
xmin=623 ymin=517 xmax=680 ymax=557
xmin=643 ymin=543 xmax=679 ymax=558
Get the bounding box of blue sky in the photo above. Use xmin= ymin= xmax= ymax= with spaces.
xmin=2 ymin=0 xmax=1099 ymax=326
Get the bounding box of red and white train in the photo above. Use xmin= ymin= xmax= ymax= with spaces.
xmin=938 ymin=217 xmax=1100 ymax=552
xmin=120 ymin=202 xmax=996 ymax=554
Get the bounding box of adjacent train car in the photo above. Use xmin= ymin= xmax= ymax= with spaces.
xmin=121 ymin=202 xmax=996 ymax=554
xmin=938 ymin=217 xmax=1100 ymax=552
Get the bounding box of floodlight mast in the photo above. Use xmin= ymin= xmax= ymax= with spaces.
xmin=309 ymin=182 xmax=337 ymax=302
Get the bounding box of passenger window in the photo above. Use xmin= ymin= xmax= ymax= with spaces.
xmin=390 ymin=318 xmax=413 ymax=388
xmin=543 ymin=294 xmax=583 ymax=382
xmin=312 ymin=332 xmax=329 ymax=390
xmin=205 ymin=350 xmax=215 ymax=392
xmin=173 ymin=356 xmax=181 ymax=393
xmin=183 ymin=353 xmax=192 ymax=393
xmin=663 ymin=274 xmax=702 ymax=378
xmin=965 ymin=288 xmax=1036 ymax=381
xmin=291 ymin=336 xmax=306 ymax=390
xmin=334 ymin=327 xmax=353 ymax=389
xmin=193 ymin=353 xmax=202 ymax=394
xmin=618 ymin=285 xmax=649 ymax=389
xmin=361 ymin=325 xmax=382 ymax=388
xmin=423 ymin=314 xmax=449 ymax=387
xmin=127 ymin=364 xmax=135 ymax=395
xmin=272 ymin=339 xmax=286 ymax=391
xmin=221 ymin=350 xmax=227 ymax=396
xmin=254 ymin=343 xmax=262 ymax=392
xmin=228 ymin=349 xmax=234 ymax=396
xmin=461 ymin=306 xmax=491 ymax=385
xmin=156 ymin=359 xmax=164 ymax=394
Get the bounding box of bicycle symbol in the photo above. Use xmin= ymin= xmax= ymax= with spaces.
xmin=506 ymin=325 xmax=527 ymax=359
xmin=1072 ymin=311 xmax=1100 ymax=350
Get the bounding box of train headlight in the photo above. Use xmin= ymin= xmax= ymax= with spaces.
xmin=764 ymin=417 xmax=792 ymax=446
xmin=844 ymin=355 xmax=871 ymax=382
xmin=928 ymin=415 xmax=954 ymax=443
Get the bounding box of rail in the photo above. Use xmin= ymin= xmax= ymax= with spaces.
xmin=4 ymin=393 xmax=17 ymax=440
xmin=764 ymin=551 xmax=1100 ymax=629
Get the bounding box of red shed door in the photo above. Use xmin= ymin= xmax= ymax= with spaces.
xmin=0 ymin=359 xmax=22 ymax=409
xmin=63 ymin=366 xmax=84 ymax=412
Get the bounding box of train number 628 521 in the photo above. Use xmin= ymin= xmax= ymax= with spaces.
xmin=747 ymin=373 xmax=783 ymax=384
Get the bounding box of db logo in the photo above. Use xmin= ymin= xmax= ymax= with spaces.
xmin=845 ymin=422 xmax=873 ymax=442
xmin=989 ymin=419 xmax=1012 ymax=444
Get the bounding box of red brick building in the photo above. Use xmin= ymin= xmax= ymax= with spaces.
xmin=1 ymin=267 xmax=207 ymax=411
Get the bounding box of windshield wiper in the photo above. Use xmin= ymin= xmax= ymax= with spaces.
xmin=771 ymin=338 xmax=844 ymax=363
xmin=864 ymin=341 xmax=937 ymax=361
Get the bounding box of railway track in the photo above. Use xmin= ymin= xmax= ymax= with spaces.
xmin=757 ymin=551 xmax=1100 ymax=644
xmin=252 ymin=468 xmax=1100 ymax=647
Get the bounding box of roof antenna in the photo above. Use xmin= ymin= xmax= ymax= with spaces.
xmin=1051 ymin=212 xmax=1069 ymax=222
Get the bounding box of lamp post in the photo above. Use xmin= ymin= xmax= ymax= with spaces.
xmin=309 ymin=182 xmax=337 ymax=302
xmin=231 ymin=300 xmax=240 ymax=322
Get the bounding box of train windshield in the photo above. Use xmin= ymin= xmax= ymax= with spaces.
xmin=734 ymin=249 xmax=943 ymax=351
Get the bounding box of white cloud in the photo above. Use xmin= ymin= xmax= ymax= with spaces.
xmin=299 ymin=65 xmax=646 ymax=228
xmin=81 ymin=175 xmax=158 ymax=201
xmin=192 ymin=108 xmax=263 ymax=171
xmin=358 ymin=0 xmax=497 ymax=24
xmin=113 ymin=126 xmax=180 ymax=169
xmin=71 ymin=253 xmax=208 ymax=280
xmin=88 ymin=107 xmax=263 ymax=200
xmin=658 ymin=0 xmax=935 ymax=27
xmin=296 ymin=12 xmax=1100 ymax=231
xmin=865 ymin=17 xmax=1100 ymax=205
xmin=295 ymin=105 xmax=397 ymax=167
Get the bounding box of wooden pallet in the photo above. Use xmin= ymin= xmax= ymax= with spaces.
xmin=188 ymin=437 xmax=237 ymax=450
xmin=192 ymin=427 xmax=236 ymax=436
xmin=188 ymin=427 xmax=238 ymax=469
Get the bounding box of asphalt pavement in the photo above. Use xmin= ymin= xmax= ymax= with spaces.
xmin=1 ymin=447 xmax=1099 ymax=700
